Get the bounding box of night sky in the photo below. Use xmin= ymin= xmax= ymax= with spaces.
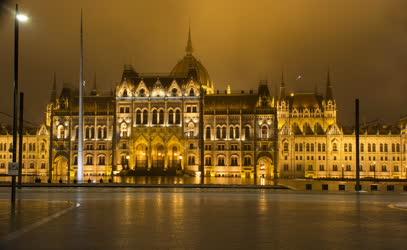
xmin=1 ymin=0 xmax=406 ymax=125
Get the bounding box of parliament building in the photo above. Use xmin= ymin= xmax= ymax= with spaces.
xmin=1 ymin=29 xmax=407 ymax=181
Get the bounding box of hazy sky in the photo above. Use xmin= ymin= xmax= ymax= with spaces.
xmin=1 ymin=0 xmax=407 ymax=125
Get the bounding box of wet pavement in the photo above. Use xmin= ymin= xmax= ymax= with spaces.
xmin=0 ymin=187 xmax=406 ymax=249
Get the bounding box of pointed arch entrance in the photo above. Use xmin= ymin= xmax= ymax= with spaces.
xmin=53 ymin=154 xmax=69 ymax=181
xmin=256 ymin=153 xmax=274 ymax=179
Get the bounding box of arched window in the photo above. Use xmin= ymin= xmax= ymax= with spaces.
xmin=188 ymin=155 xmax=195 ymax=165
xmin=74 ymin=155 xmax=78 ymax=165
xmin=152 ymin=110 xmax=158 ymax=124
xmin=205 ymin=156 xmax=212 ymax=166
xmin=332 ymin=143 xmax=338 ymax=152
xmin=261 ymin=125 xmax=268 ymax=139
xmin=283 ymin=142 xmax=289 ymax=152
xmin=98 ymin=127 xmax=103 ymax=139
xmin=57 ymin=125 xmax=65 ymax=139
xmin=159 ymin=110 xmax=164 ymax=124
xmin=206 ymin=127 xmax=211 ymax=139
xmin=90 ymin=127 xmax=95 ymax=139
xmin=85 ymin=127 xmax=90 ymax=139
xmin=235 ymin=127 xmax=240 ymax=139
xmin=98 ymin=155 xmax=106 ymax=165
xmin=175 ymin=109 xmax=181 ymax=124
xmin=123 ymin=89 xmax=128 ymax=97
xmin=368 ymin=143 xmax=371 ymax=152
xmin=103 ymin=127 xmax=107 ymax=139
xmin=142 ymin=110 xmax=148 ymax=124
xmin=306 ymin=143 xmax=310 ymax=152
xmin=244 ymin=156 xmax=251 ymax=166
xmin=189 ymin=88 xmax=195 ymax=96
xmin=361 ymin=143 xmax=364 ymax=152
xmin=139 ymin=88 xmax=145 ymax=97
xmin=349 ymin=143 xmax=352 ymax=152
xmin=380 ymin=143 xmax=383 ymax=152
xmin=229 ymin=127 xmax=234 ymax=139
xmin=222 ymin=127 xmax=227 ymax=139
xmin=295 ymin=143 xmax=299 ymax=152
xmin=384 ymin=144 xmax=388 ymax=152
xmin=136 ymin=110 xmax=142 ymax=124
xmin=392 ymin=143 xmax=395 ymax=152
xmin=230 ymin=156 xmax=239 ymax=166
xmin=396 ymin=143 xmax=400 ymax=152
xmin=120 ymin=123 xmax=128 ymax=138
xmin=372 ymin=143 xmax=376 ymax=152
xmin=217 ymin=156 xmax=225 ymax=166
xmin=322 ymin=143 xmax=326 ymax=152
xmin=216 ymin=127 xmax=221 ymax=139
xmin=171 ymin=88 xmax=177 ymax=97
xmin=245 ymin=126 xmax=251 ymax=139
xmin=318 ymin=143 xmax=321 ymax=152
xmin=311 ymin=143 xmax=314 ymax=152
xmin=75 ymin=127 xmax=79 ymax=139
xmin=86 ymin=155 xmax=93 ymax=165
xmin=168 ymin=110 xmax=174 ymax=124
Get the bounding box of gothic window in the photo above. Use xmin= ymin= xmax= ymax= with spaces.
xmin=306 ymin=143 xmax=310 ymax=152
xmin=159 ymin=110 xmax=164 ymax=124
xmin=120 ymin=123 xmax=128 ymax=138
xmin=396 ymin=143 xmax=400 ymax=152
xmin=318 ymin=143 xmax=321 ymax=152
xmin=123 ymin=89 xmax=128 ymax=97
xmin=143 ymin=110 xmax=148 ymax=124
xmin=206 ymin=127 xmax=211 ymax=139
xmin=392 ymin=143 xmax=395 ymax=152
xmin=175 ymin=109 xmax=181 ymax=124
xmin=98 ymin=155 xmax=106 ymax=165
xmin=229 ymin=127 xmax=234 ymax=139
xmin=217 ymin=156 xmax=225 ymax=166
xmin=90 ymin=127 xmax=95 ymax=139
xmin=75 ymin=127 xmax=79 ymax=139
xmin=86 ymin=155 xmax=93 ymax=165
xmin=222 ymin=127 xmax=227 ymax=139
xmin=168 ymin=110 xmax=174 ymax=124
xmin=216 ymin=127 xmax=221 ymax=139
xmin=171 ymin=88 xmax=178 ymax=97
xmin=283 ymin=143 xmax=289 ymax=152
xmin=261 ymin=125 xmax=268 ymax=139
xmin=295 ymin=143 xmax=299 ymax=152
xmin=57 ymin=125 xmax=65 ymax=139
xmin=311 ymin=143 xmax=314 ymax=152
xmin=152 ymin=110 xmax=158 ymax=124
xmin=98 ymin=127 xmax=103 ymax=139
xmin=235 ymin=127 xmax=240 ymax=139
xmin=344 ymin=143 xmax=348 ymax=152
xmin=74 ymin=155 xmax=78 ymax=165
xmin=349 ymin=143 xmax=352 ymax=152
xmin=384 ymin=144 xmax=388 ymax=152
xmin=372 ymin=143 xmax=376 ymax=152
xmin=380 ymin=143 xmax=383 ymax=152
xmin=103 ymin=127 xmax=107 ymax=139
xmin=188 ymin=155 xmax=195 ymax=165
xmin=361 ymin=143 xmax=364 ymax=152
xmin=136 ymin=110 xmax=142 ymax=124
xmin=332 ymin=143 xmax=338 ymax=152
xmin=244 ymin=156 xmax=251 ymax=166
xmin=245 ymin=126 xmax=251 ymax=139
xmin=139 ymin=88 xmax=145 ymax=97
xmin=299 ymin=143 xmax=303 ymax=152
xmin=231 ymin=156 xmax=238 ymax=166
xmin=205 ymin=156 xmax=212 ymax=166
xmin=322 ymin=143 xmax=326 ymax=152
xmin=368 ymin=143 xmax=371 ymax=152
xmin=189 ymin=88 xmax=195 ymax=96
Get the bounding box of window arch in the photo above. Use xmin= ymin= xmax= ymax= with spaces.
xmin=244 ymin=156 xmax=252 ymax=166
xmin=222 ymin=126 xmax=227 ymax=139
xmin=98 ymin=155 xmax=106 ymax=165
xmin=142 ymin=110 xmax=148 ymax=124
xmin=136 ymin=110 xmax=142 ymax=124
xmin=332 ymin=142 xmax=338 ymax=152
xmin=86 ymin=155 xmax=93 ymax=165
xmin=189 ymin=88 xmax=195 ymax=96
xmin=205 ymin=156 xmax=212 ymax=166
xmin=152 ymin=109 xmax=158 ymax=124
xmin=97 ymin=126 xmax=103 ymax=139
xmin=57 ymin=125 xmax=65 ymax=139
xmin=206 ymin=126 xmax=211 ymax=139
xmin=168 ymin=109 xmax=174 ymax=124
xmin=139 ymin=88 xmax=146 ymax=97
xmin=217 ymin=156 xmax=225 ymax=166
xmin=261 ymin=125 xmax=268 ymax=139
xmin=245 ymin=126 xmax=251 ymax=139
xmin=230 ymin=156 xmax=239 ymax=166
xmin=171 ymin=88 xmax=178 ymax=97
xmin=159 ymin=109 xmax=164 ymax=124
xmin=229 ymin=126 xmax=234 ymax=139
xmin=120 ymin=123 xmax=128 ymax=138
xmin=216 ymin=127 xmax=221 ymax=139
xmin=283 ymin=142 xmax=289 ymax=152
xmin=234 ymin=127 xmax=240 ymax=139
xmin=175 ymin=109 xmax=181 ymax=124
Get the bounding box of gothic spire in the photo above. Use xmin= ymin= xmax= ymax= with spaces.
xmin=185 ymin=23 xmax=193 ymax=55
xmin=279 ymin=69 xmax=286 ymax=99
xmin=326 ymin=67 xmax=333 ymax=100
xmin=50 ymin=72 xmax=57 ymax=102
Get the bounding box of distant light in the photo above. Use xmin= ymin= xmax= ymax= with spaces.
xmin=290 ymin=93 xmax=294 ymax=97
xmin=16 ymin=14 xmax=29 ymax=22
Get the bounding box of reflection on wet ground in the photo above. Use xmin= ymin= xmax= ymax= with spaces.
xmin=0 ymin=188 xmax=406 ymax=249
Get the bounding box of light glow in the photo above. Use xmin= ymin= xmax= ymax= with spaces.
xmin=16 ymin=13 xmax=29 ymax=22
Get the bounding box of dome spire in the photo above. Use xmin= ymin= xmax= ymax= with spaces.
xmin=185 ymin=23 xmax=193 ymax=55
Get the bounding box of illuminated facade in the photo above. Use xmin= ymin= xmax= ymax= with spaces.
xmin=1 ymin=29 xmax=406 ymax=180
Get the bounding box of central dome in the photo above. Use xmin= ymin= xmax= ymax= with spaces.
xmin=170 ymin=27 xmax=214 ymax=93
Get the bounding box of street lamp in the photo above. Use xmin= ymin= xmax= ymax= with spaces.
xmin=11 ymin=4 xmax=29 ymax=204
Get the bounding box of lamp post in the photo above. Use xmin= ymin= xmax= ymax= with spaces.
xmin=11 ymin=4 xmax=28 ymax=205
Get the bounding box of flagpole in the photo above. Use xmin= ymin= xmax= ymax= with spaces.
xmin=77 ymin=9 xmax=84 ymax=182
